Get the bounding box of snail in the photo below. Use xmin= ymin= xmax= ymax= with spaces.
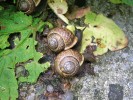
xmin=47 ymin=27 xmax=78 ymax=52
xmin=17 ymin=0 xmax=41 ymax=14
xmin=54 ymin=49 xmax=84 ymax=77
xmin=74 ymin=26 xmax=86 ymax=49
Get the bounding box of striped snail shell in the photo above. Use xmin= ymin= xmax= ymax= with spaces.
xmin=47 ymin=27 xmax=78 ymax=52
xmin=17 ymin=0 xmax=41 ymax=14
xmin=54 ymin=49 xmax=84 ymax=77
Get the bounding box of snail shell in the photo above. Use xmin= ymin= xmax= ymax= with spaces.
xmin=17 ymin=0 xmax=41 ymax=14
xmin=47 ymin=28 xmax=78 ymax=52
xmin=55 ymin=49 xmax=84 ymax=77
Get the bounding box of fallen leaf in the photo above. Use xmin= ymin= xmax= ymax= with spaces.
xmin=48 ymin=0 xmax=69 ymax=24
xmin=65 ymin=6 xmax=90 ymax=20
xmin=66 ymin=12 xmax=128 ymax=56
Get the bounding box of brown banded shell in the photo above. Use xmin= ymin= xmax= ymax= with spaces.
xmin=47 ymin=28 xmax=78 ymax=52
xmin=17 ymin=0 xmax=41 ymax=14
xmin=55 ymin=49 xmax=84 ymax=77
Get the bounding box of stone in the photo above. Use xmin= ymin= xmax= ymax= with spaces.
xmin=108 ymin=84 xmax=123 ymax=100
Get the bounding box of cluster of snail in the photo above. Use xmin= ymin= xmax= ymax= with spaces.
xmin=47 ymin=27 xmax=84 ymax=77
xmin=16 ymin=0 xmax=94 ymax=77
xmin=16 ymin=0 xmax=86 ymax=77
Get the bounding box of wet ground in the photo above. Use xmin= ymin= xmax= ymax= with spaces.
xmin=19 ymin=0 xmax=133 ymax=100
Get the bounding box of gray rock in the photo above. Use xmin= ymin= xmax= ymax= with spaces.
xmin=108 ymin=84 xmax=123 ymax=100
xmin=94 ymin=89 xmax=102 ymax=100
xmin=46 ymin=85 xmax=54 ymax=93
xmin=126 ymin=55 xmax=133 ymax=62
xmin=73 ymin=1 xmax=133 ymax=100
xmin=62 ymin=91 xmax=74 ymax=100
xmin=26 ymin=93 xmax=35 ymax=100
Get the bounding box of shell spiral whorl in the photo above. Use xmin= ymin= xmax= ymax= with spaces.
xmin=47 ymin=33 xmax=65 ymax=52
xmin=17 ymin=0 xmax=35 ymax=14
xmin=47 ymin=28 xmax=78 ymax=52
xmin=55 ymin=49 xmax=84 ymax=77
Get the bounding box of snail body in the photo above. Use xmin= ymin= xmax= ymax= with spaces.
xmin=17 ymin=0 xmax=41 ymax=14
xmin=54 ymin=49 xmax=84 ymax=77
xmin=74 ymin=26 xmax=86 ymax=47
xmin=47 ymin=28 xmax=78 ymax=52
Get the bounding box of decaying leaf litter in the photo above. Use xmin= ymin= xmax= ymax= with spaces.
xmin=0 ymin=0 xmax=129 ymax=100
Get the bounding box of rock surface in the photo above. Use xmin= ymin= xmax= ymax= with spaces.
xmin=73 ymin=0 xmax=133 ymax=100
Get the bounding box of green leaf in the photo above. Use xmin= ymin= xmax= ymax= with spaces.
xmin=0 ymin=11 xmax=32 ymax=34
xmin=84 ymin=12 xmax=128 ymax=55
xmin=0 ymin=68 xmax=18 ymax=100
xmin=67 ymin=12 xmax=128 ymax=56
xmin=19 ymin=62 xmax=50 ymax=83
xmin=109 ymin=0 xmax=122 ymax=4
xmin=122 ymin=0 xmax=133 ymax=6
xmin=0 ymin=8 xmax=50 ymax=100
xmin=109 ymin=0 xmax=133 ymax=6
xmin=85 ymin=12 xmax=97 ymax=23
xmin=0 ymin=35 xmax=10 ymax=49
xmin=44 ymin=22 xmax=53 ymax=29
xmin=0 ymin=6 xmax=4 ymax=10
xmin=13 ymin=0 xmax=16 ymax=3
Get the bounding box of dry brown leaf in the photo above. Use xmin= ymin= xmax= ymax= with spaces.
xmin=65 ymin=6 xmax=90 ymax=20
